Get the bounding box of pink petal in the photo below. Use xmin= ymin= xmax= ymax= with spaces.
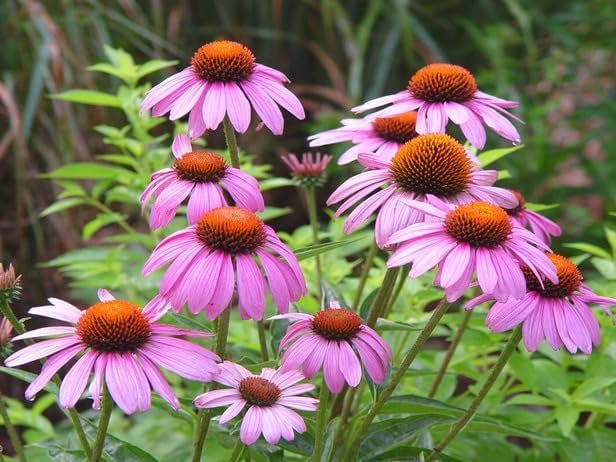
xmin=224 ymin=82 xmax=252 ymax=133
xmin=59 ymin=350 xmax=98 ymax=408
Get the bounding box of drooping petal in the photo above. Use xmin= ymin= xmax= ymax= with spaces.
xmin=59 ymin=350 xmax=98 ymax=408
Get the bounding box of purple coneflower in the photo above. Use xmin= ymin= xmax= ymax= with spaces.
xmin=281 ymin=152 xmax=332 ymax=188
xmin=4 ymin=289 xmax=219 ymax=414
xmin=308 ymin=112 xmax=419 ymax=165
xmin=142 ymin=206 xmax=306 ymax=320
xmin=271 ymin=303 xmax=391 ymax=393
xmin=504 ymin=190 xmax=561 ymax=245
xmin=467 ymin=254 xmax=616 ymax=354
xmin=327 ymin=133 xmax=517 ymax=248
xmin=141 ymin=134 xmax=264 ymax=229
xmin=141 ymin=40 xmax=304 ymax=137
xmin=386 ymin=197 xmax=558 ymax=302
xmin=352 ymin=63 xmax=521 ymax=149
xmin=194 ymin=361 xmax=318 ymax=445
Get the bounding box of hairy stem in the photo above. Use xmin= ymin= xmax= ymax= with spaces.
xmin=347 ymin=299 xmax=451 ymax=457
xmin=223 ymin=116 xmax=241 ymax=169
xmin=256 ymin=320 xmax=269 ymax=361
xmin=303 ymin=186 xmax=323 ymax=299
xmin=351 ymin=241 xmax=378 ymax=311
xmin=427 ymin=326 xmax=522 ymax=461
xmin=0 ymin=392 xmax=25 ymax=462
xmin=91 ymin=387 xmax=113 ymax=462
xmin=365 ymin=267 xmax=400 ymax=328
xmin=382 ymin=266 xmax=410 ymax=319
xmin=192 ymin=308 xmax=231 ymax=462
xmin=428 ymin=308 xmax=472 ymax=398
xmin=313 ymin=382 xmax=331 ymax=461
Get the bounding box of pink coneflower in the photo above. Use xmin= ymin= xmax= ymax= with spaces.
xmin=194 ymin=361 xmax=318 ymax=445
xmin=281 ymin=152 xmax=332 ymax=188
xmin=4 ymin=289 xmax=219 ymax=414
xmin=386 ymin=197 xmax=559 ymax=302
xmin=467 ymin=254 xmax=616 ymax=354
xmin=141 ymin=134 xmax=264 ymax=229
xmin=270 ymin=303 xmax=391 ymax=393
xmin=141 ymin=40 xmax=305 ymax=137
xmin=352 ymin=63 xmax=521 ymax=149
xmin=142 ymin=206 xmax=306 ymax=320
xmin=504 ymin=190 xmax=561 ymax=245
xmin=327 ymin=133 xmax=518 ymax=248
xmin=308 ymin=112 xmax=419 ymax=165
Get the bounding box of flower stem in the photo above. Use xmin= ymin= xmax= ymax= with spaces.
xmin=332 ymin=385 xmax=358 ymax=447
xmin=256 ymin=320 xmax=269 ymax=361
xmin=347 ymin=299 xmax=451 ymax=457
xmin=303 ymin=186 xmax=323 ymax=299
xmin=0 ymin=392 xmax=25 ymax=462
xmin=0 ymin=299 xmax=25 ymax=335
xmin=222 ymin=116 xmax=241 ymax=169
xmin=382 ymin=266 xmax=410 ymax=319
xmin=91 ymin=386 xmax=113 ymax=462
xmin=428 ymin=308 xmax=472 ymax=398
xmin=351 ymin=241 xmax=378 ymax=311
xmin=365 ymin=267 xmax=400 ymax=328
xmin=228 ymin=439 xmax=245 ymax=462
xmin=1 ymin=298 xmax=91 ymax=456
xmin=312 ymin=382 xmax=330 ymax=461
xmin=427 ymin=326 xmax=522 ymax=462
xmin=192 ymin=308 xmax=231 ymax=462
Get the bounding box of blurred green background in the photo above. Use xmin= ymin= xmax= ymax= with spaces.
xmin=1 ymin=0 xmax=614 ymax=310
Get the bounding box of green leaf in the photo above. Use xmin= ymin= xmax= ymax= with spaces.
xmin=557 ymin=427 xmax=616 ymax=462
xmin=82 ymin=213 xmax=125 ymax=240
xmin=259 ymin=178 xmax=296 ymax=191
xmin=605 ymin=227 xmax=616 ymax=255
xmin=295 ymin=236 xmax=369 ymax=260
xmin=135 ymin=60 xmax=179 ymax=79
xmin=563 ymin=242 xmax=611 ymax=259
xmin=51 ymin=90 xmax=121 ymax=107
xmin=478 ymin=145 xmax=524 ymax=166
xmin=375 ymin=318 xmax=422 ymax=331
xmin=572 ymin=377 xmax=616 ymax=400
xmin=526 ymin=202 xmax=560 ymax=212
xmin=378 ymin=395 xmax=555 ymax=440
xmin=368 ymin=446 xmax=464 ymax=462
xmin=81 ymin=420 xmax=158 ymax=462
xmin=40 ymin=198 xmax=86 ymax=217
xmin=0 ymin=367 xmax=58 ymax=393
xmin=258 ymin=206 xmax=292 ymax=221
xmin=359 ymin=415 xmax=454 ymax=459
xmin=43 ymin=163 xmax=132 ymax=181
xmin=554 ymin=405 xmax=579 ymax=436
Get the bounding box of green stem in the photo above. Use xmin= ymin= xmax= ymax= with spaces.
xmin=365 ymin=267 xmax=400 ymax=328
xmin=228 ymin=439 xmax=245 ymax=462
xmin=351 ymin=241 xmax=378 ymax=311
xmin=347 ymin=299 xmax=451 ymax=457
xmin=0 ymin=392 xmax=25 ymax=462
xmin=0 ymin=299 xmax=25 ymax=335
xmin=428 ymin=308 xmax=472 ymax=398
xmin=192 ymin=308 xmax=231 ymax=462
xmin=427 ymin=326 xmax=522 ymax=462
xmin=312 ymin=382 xmax=330 ymax=461
xmin=222 ymin=116 xmax=241 ymax=169
xmin=256 ymin=320 xmax=269 ymax=361
xmin=303 ymin=186 xmax=323 ymax=299
xmin=1 ymin=299 xmax=91 ymax=456
xmin=382 ymin=266 xmax=409 ymax=319
xmin=332 ymin=385 xmax=357 ymax=447
xmin=90 ymin=387 xmax=113 ymax=462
